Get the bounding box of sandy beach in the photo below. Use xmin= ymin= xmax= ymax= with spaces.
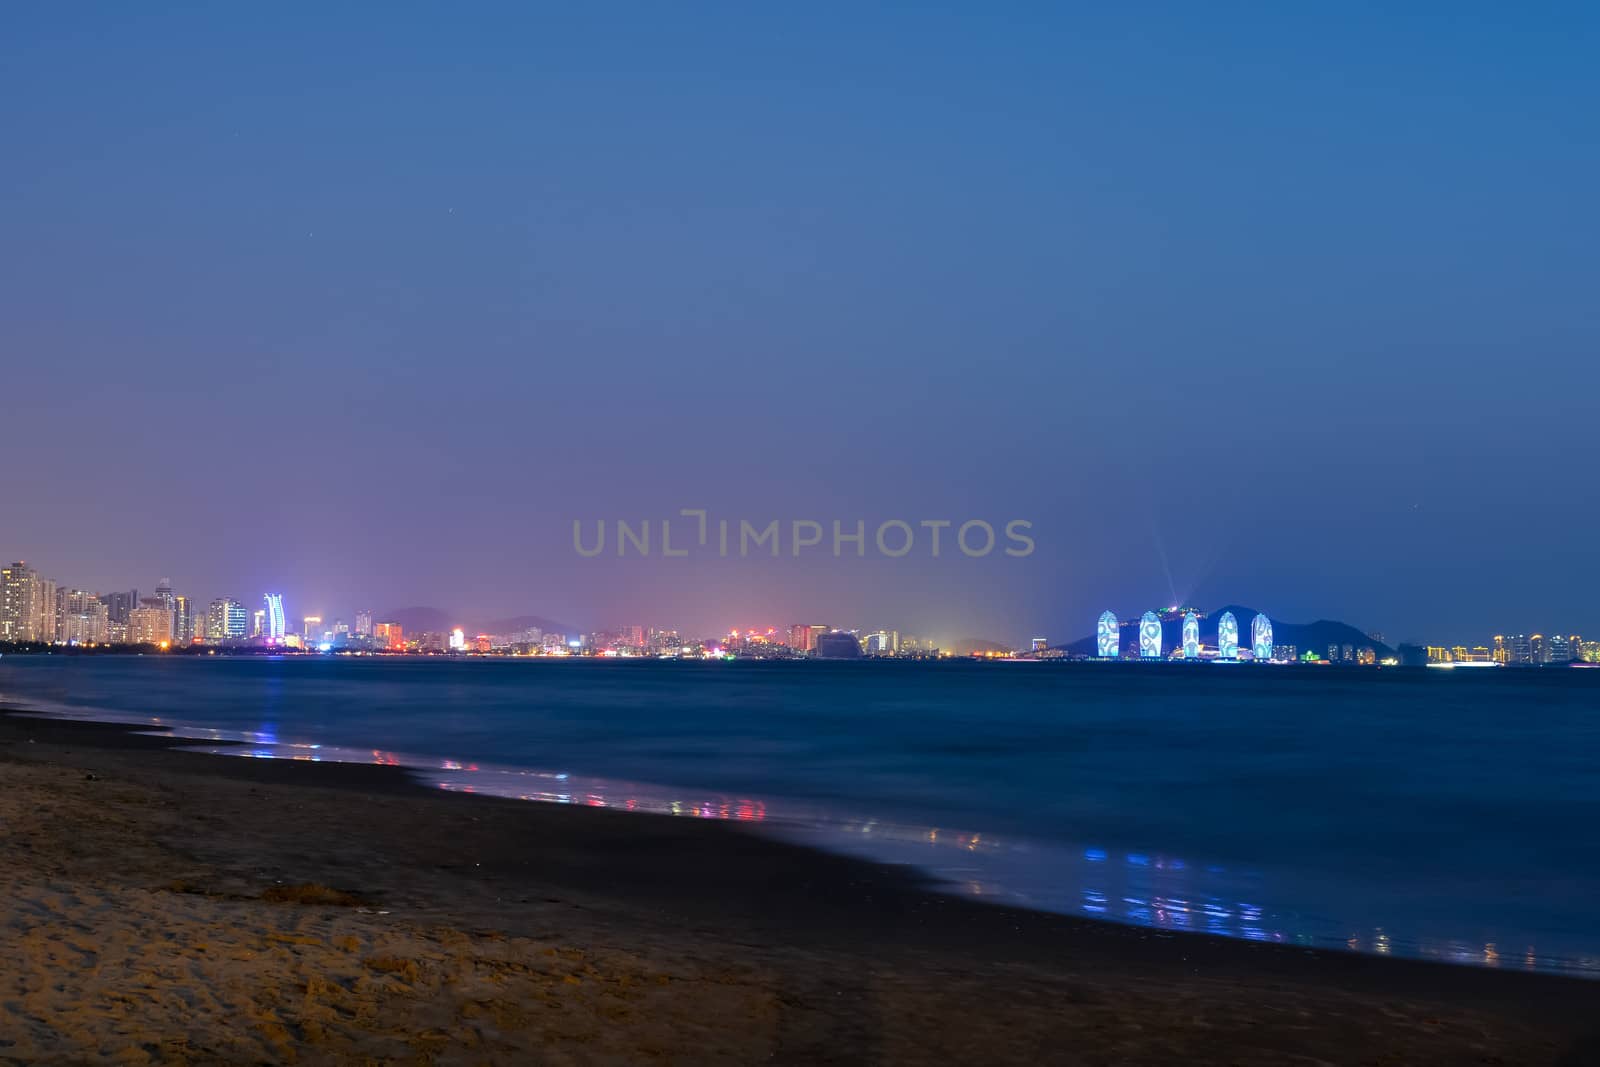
xmin=0 ymin=706 xmax=1595 ymax=1066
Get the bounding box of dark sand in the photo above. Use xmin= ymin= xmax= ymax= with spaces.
xmin=1 ymin=707 xmax=1595 ymax=1065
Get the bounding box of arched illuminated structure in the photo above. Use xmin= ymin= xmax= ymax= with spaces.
xmin=1097 ymin=611 xmax=1119 ymax=658
xmin=1182 ymin=611 xmax=1200 ymax=659
xmin=1252 ymin=614 xmax=1273 ymax=661
xmin=264 ymin=593 xmax=286 ymax=641
xmin=1217 ymin=611 xmax=1239 ymax=659
xmin=1139 ymin=611 xmax=1162 ymax=658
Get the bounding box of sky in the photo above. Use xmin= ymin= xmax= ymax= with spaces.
xmin=2 ymin=3 xmax=1596 ymax=646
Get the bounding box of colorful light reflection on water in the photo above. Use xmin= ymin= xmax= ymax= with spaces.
xmin=66 ymin=718 xmax=1600 ymax=978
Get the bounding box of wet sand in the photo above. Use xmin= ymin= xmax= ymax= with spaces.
xmin=1 ymin=707 xmax=1595 ymax=1065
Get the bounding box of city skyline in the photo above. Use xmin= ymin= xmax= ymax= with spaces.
xmin=3 ymin=550 xmax=1595 ymax=658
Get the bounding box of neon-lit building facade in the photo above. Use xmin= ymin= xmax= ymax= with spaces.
xmin=1097 ymin=611 xmax=1119 ymax=658
xmin=1217 ymin=611 xmax=1239 ymax=659
xmin=1139 ymin=611 xmax=1162 ymax=659
xmin=263 ymin=593 xmax=286 ymax=641
xmin=1251 ymin=614 xmax=1273 ymax=661
xmin=1182 ymin=611 xmax=1200 ymax=659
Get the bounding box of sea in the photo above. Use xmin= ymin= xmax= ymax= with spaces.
xmin=2 ymin=654 xmax=1596 ymax=977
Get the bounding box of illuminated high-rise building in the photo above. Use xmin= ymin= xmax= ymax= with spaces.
xmin=263 ymin=593 xmax=287 ymax=641
xmin=355 ymin=610 xmax=373 ymax=637
xmin=863 ymin=629 xmax=899 ymax=655
xmin=58 ymin=589 xmax=109 ymax=645
xmin=1251 ymin=614 xmax=1273 ymax=661
xmin=252 ymin=609 xmax=265 ymax=637
xmin=154 ymin=578 xmax=178 ymax=639
xmin=128 ymin=599 xmax=175 ymax=645
xmin=1 ymin=563 xmax=56 ymax=643
xmin=788 ymin=623 xmax=828 ymax=653
xmin=0 ymin=563 xmax=22 ymax=640
xmin=207 ymin=597 xmax=247 ymax=642
xmin=303 ymin=616 xmax=323 ymax=641
xmin=1495 ymin=633 xmax=1532 ymax=664
xmin=1182 ymin=611 xmax=1200 ymax=659
xmin=1096 ymin=611 xmax=1119 ymax=658
xmin=1139 ymin=611 xmax=1161 ymax=659
xmin=1217 ymin=612 xmax=1239 ymax=659
xmin=37 ymin=577 xmax=57 ymax=642
xmin=2 ymin=563 xmax=31 ymax=640
xmin=174 ymin=595 xmax=196 ymax=644
xmin=373 ymin=622 xmax=404 ymax=651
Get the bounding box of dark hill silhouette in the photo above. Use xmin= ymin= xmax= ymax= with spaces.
xmin=380 ymin=607 xmax=453 ymax=635
xmin=1059 ymin=605 xmax=1394 ymax=660
xmin=477 ymin=615 xmax=572 ymax=637
xmin=379 ymin=607 xmax=573 ymax=638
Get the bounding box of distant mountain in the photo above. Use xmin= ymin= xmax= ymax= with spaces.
xmin=378 ymin=607 xmax=574 ymax=638
xmin=381 ymin=607 xmax=454 ymax=635
xmin=1059 ymin=605 xmax=1394 ymax=660
xmin=477 ymin=615 xmax=572 ymax=637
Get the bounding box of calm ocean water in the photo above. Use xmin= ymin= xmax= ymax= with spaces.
xmin=2 ymin=655 xmax=1596 ymax=976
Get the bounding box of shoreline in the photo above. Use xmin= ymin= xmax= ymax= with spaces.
xmin=9 ymin=687 xmax=1596 ymax=980
xmin=2 ymin=707 xmax=1598 ymax=1064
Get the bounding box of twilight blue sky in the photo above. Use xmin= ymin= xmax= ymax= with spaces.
xmin=2 ymin=3 xmax=1596 ymax=645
